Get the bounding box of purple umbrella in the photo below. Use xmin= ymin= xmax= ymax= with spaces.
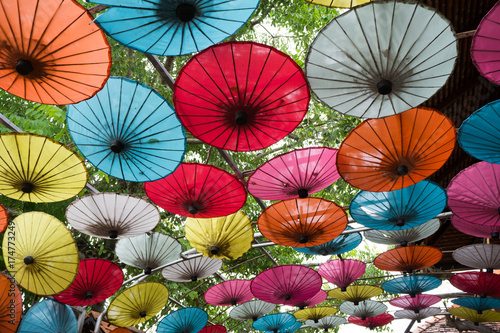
xmin=318 ymin=259 xmax=366 ymax=291
xmin=204 ymin=280 xmax=254 ymax=306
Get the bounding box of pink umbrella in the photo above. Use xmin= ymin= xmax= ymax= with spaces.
xmin=290 ymin=290 xmax=327 ymax=309
xmin=318 ymin=259 xmax=366 ymax=291
xmin=447 ymin=162 xmax=500 ymax=226
xmin=248 ymin=147 xmax=340 ymax=200
xmin=471 ymin=1 xmax=500 ymax=84
xmin=250 ymin=265 xmax=322 ymax=305
xmin=389 ymin=294 xmax=441 ymax=313
xmin=452 ymin=215 xmax=500 ymax=239
xmin=204 ymin=280 xmax=254 ymax=306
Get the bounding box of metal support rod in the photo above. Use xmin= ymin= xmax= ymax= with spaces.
xmin=404 ymin=319 xmax=416 ymax=333
xmin=146 ymin=54 xmax=175 ymax=89
xmin=0 ymin=113 xmax=22 ymax=132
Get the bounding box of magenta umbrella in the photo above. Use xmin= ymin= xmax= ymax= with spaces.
xmin=452 ymin=215 xmax=500 ymax=239
xmin=248 ymin=147 xmax=340 ymax=200
xmin=447 ymin=162 xmax=500 ymax=226
xmin=389 ymin=294 xmax=441 ymax=313
xmin=204 ymin=280 xmax=254 ymax=306
xmin=318 ymin=259 xmax=366 ymax=291
xmin=250 ymin=265 xmax=322 ymax=305
xmin=290 ymin=290 xmax=327 ymax=309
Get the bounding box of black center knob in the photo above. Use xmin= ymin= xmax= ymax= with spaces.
xmin=176 ymin=3 xmax=196 ymax=22
xmin=480 ymin=293 xmax=487 ymax=298
xmin=16 ymin=59 xmax=34 ymax=76
xmin=362 ymin=316 xmax=367 ymax=321
xmin=109 ymin=230 xmax=118 ymax=239
xmin=298 ymin=188 xmax=308 ymax=198
xmin=85 ymin=291 xmax=93 ymax=299
xmin=491 ymin=231 xmax=500 ymax=239
xmin=210 ymin=246 xmax=219 ymax=255
xmin=139 ymin=311 xmax=147 ymax=318
xmin=252 ymin=316 xmax=258 ymax=322
xmin=24 ymin=256 xmax=34 ymax=265
xmin=401 ymin=240 xmax=408 ymax=247
xmin=407 ymin=268 xmax=413 ymax=274
xmin=188 ymin=205 xmax=199 ymax=215
xmin=21 ymin=182 xmax=34 ymax=193
xmin=285 ymin=295 xmax=291 ymax=300
xmin=410 ymin=293 xmax=416 ymax=298
xmin=299 ymin=235 xmax=308 ymax=244
xmin=191 ymin=276 xmax=198 ymax=282
xmin=396 ymin=218 xmax=406 ymax=227
xmin=314 ymin=319 xmax=319 ymax=323
xmin=110 ymin=140 xmax=125 ymax=153
xmin=320 ymin=250 xmax=328 ymax=256
xmin=231 ymin=300 xmax=237 ymax=306
xmin=144 ymin=267 xmax=152 ymax=275
xmin=396 ymin=165 xmax=409 ymax=176
xmin=478 ymin=310 xmax=483 ymax=315
xmin=235 ymin=111 xmax=248 ymax=126
xmin=354 ymin=301 xmax=359 ymax=306
xmin=414 ymin=309 xmax=420 ymax=314
xmin=341 ymin=287 xmax=347 ymax=292
xmin=377 ymin=79 xmax=392 ymax=95
xmin=487 ymin=268 xmax=494 ymax=274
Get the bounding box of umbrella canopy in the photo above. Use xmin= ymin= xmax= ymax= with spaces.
xmin=93 ymin=0 xmax=259 ymax=56
xmin=458 ymin=99 xmax=500 ymax=164
xmin=448 ymin=307 xmax=500 ymax=326
xmin=290 ymin=290 xmax=327 ymax=309
xmin=471 ymin=1 xmax=500 ymax=85
xmin=53 ymin=259 xmax=123 ymax=306
xmin=318 ymin=259 xmax=366 ymax=291
xmin=337 ymin=108 xmax=456 ymax=192
xmin=373 ymin=245 xmax=442 ymax=273
xmin=390 ymin=294 xmax=441 ymax=313
xmin=395 ymin=307 xmax=441 ymax=323
xmin=277 ymin=321 xmax=302 ymax=333
xmin=348 ymin=313 xmax=394 ymax=329
xmin=66 ymin=192 xmax=160 ymax=239
xmin=250 ymin=265 xmax=322 ymax=305
xmin=204 ymin=279 xmax=254 ymax=306
xmin=293 ymin=226 xmax=362 ymax=256
xmin=144 ymin=163 xmax=246 ymax=218
xmin=305 ymin=316 xmax=346 ymax=330
xmin=450 ymin=272 xmax=500 ymax=298
xmin=339 ymin=300 xmax=387 ymax=320
xmin=303 ymin=0 xmax=371 ymax=9
xmin=447 ymin=161 xmax=500 ymax=226
xmin=452 ymin=215 xmax=500 ymax=239
xmin=0 ymin=0 xmax=111 ymax=105
xmin=248 ymin=147 xmax=340 ymax=200
xmin=0 ymin=273 xmax=22 ymax=333
xmin=350 ymin=180 xmax=447 ymax=230
xmin=67 ymin=76 xmax=186 ymax=182
xmin=185 ymin=211 xmax=253 ymax=260
xmin=107 ymin=282 xmax=169 ymax=327
xmin=157 ymin=307 xmax=208 ymax=333
xmin=161 ymin=256 xmax=222 ymax=282
xmin=364 ymin=219 xmax=441 ymax=247
xmin=229 ymin=300 xmax=276 ymax=321
xmin=199 ymin=325 xmax=227 ymax=333
xmin=0 ymin=133 xmax=87 ymax=203
xmin=17 ymin=299 xmax=76 ymax=333
xmin=174 ymin=41 xmax=310 ymax=151
xmin=3 ymin=212 xmax=79 ymax=295
xmin=293 ymin=307 xmax=338 ymax=323
xmin=453 ymin=244 xmax=500 ymax=273
xmin=382 ymin=275 xmax=442 ymax=298
xmin=0 ymin=204 xmax=7 ymax=233
xmin=253 ymin=313 xmax=296 ymax=333
xmin=257 ymin=197 xmax=348 ymax=247
xmin=115 ymin=232 xmax=182 ymax=275
xmin=327 ymin=285 xmax=383 ymax=305
xmin=305 ymin=1 xmax=457 ymax=118
xmin=452 ymin=297 xmax=500 ymax=315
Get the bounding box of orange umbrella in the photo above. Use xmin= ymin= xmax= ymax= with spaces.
xmin=0 ymin=0 xmax=111 ymax=105
xmin=0 ymin=204 xmax=7 ymax=233
xmin=337 ymin=107 xmax=455 ymax=192
xmin=0 ymin=273 xmax=22 ymax=333
xmin=374 ymin=246 xmax=442 ymax=273
xmin=257 ymin=197 xmax=348 ymax=247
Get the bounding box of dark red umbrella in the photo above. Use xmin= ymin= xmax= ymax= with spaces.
xmin=318 ymin=259 xmax=366 ymax=291
xmin=144 ymin=163 xmax=246 ymax=218
xmin=348 ymin=313 xmax=394 ymax=329
xmin=199 ymin=325 xmax=227 ymax=333
xmin=174 ymin=41 xmax=310 ymax=151
xmin=54 ymin=259 xmax=124 ymax=306
xmin=389 ymin=294 xmax=441 ymax=313
xmin=250 ymin=265 xmax=322 ymax=305
xmin=450 ymin=272 xmax=500 ymax=298
xmin=204 ymin=280 xmax=254 ymax=306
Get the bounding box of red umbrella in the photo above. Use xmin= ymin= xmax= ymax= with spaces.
xmin=54 ymin=259 xmax=124 ymax=306
xmin=174 ymin=41 xmax=309 ymax=151
xmin=389 ymin=294 xmax=441 ymax=313
xmin=318 ymin=259 xmax=366 ymax=291
xmin=250 ymin=265 xmax=322 ymax=305
xmin=144 ymin=163 xmax=246 ymax=218
xmin=204 ymin=280 xmax=254 ymax=306
xmin=450 ymin=272 xmax=500 ymax=298
xmin=348 ymin=313 xmax=394 ymax=330
xmin=199 ymin=325 xmax=227 ymax=333
xmin=248 ymin=147 xmax=340 ymax=200
xmin=290 ymin=290 xmax=327 ymax=309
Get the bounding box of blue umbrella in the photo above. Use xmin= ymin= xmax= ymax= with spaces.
xmin=293 ymin=226 xmax=362 ymax=256
xmin=157 ymin=307 xmax=208 ymax=333
xmin=253 ymin=313 xmax=297 ymax=333
xmin=452 ymin=297 xmax=500 ymax=314
xmin=92 ymin=0 xmax=260 ymax=56
xmin=458 ymin=99 xmax=500 ymax=164
xmin=67 ymin=76 xmax=186 ymax=182
xmin=350 ymin=180 xmax=447 ymax=230
xmin=382 ymin=275 xmax=441 ymax=298
xmin=17 ymin=299 xmax=77 ymax=333
xmin=278 ymin=321 xmax=302 ymax=333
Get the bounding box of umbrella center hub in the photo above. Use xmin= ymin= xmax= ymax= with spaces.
xmin=16 ymin=59 xmax=34 ymax=76
xmin=139 ymin=311 xmax=147 ymax=318
xmin=191 ymin=275 xmax=198 ymax=281
xmin=85 ymin=291 xmax=93 ymax=299
xmin=109 ymin=230 xmax=118 ymax=239
xmin=145 ymin=267 xmax=152 ymax=275
xmin=176 ymin=3 xmax=196 ymax=22
xmin=188 ymin=205 xmax=199 ymax=215
xmin=377 ymin=79 xmax=393 ymax=95
xmin=395 ymin=218 xmax=406 ymax=227
xmin=24 ymin=256 xmax=34 ymax=265
xmin=21 ymin=182 xmax=35 ymax=193
xmin=401 ymin=240 xmax=408 ymax=247
xmin=284 ymin=294 xmax=291 ymax=300
xmin=320 ymin=249 xmax=328 ymax=255
xmin=110 ymin=140 xmax=125 ymax=153
xmin=396 ymin=164 xmax=409 ymax=176
xmin=299 ymin=235 xmax=309 ymax=244
xmin=491 ymin=231 xmax=500 ymax=239
xmin=297 ymin=188 xmax=308 ymax=198
xmin=210 ymin=246 xmax=219 ymax=255
xmin=235 ymin=111 xmax=248 ymax=126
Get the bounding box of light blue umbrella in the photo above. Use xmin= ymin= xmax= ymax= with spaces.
xmin=17 ymin=299 xmax=77 ymax=333
xmin=382 ymin=275 xmax=441 ymax=298
xmin=278 ymin=321 xmax=302 ymax=333
xmin=452 ymin=297 xmax=500 ymax=314
xmin=157 ymin=307 xmax=208 ymax=333
xmin=350 ymin=180 xmax=447 ymax=230
xmin=92 ymin=0 xmax=260 ymax=56
xmin=293 ymin=226 xmax=362 ymax=256
xmin=253 ymin=313 xmax=297 ymax=333
xmin=67 ymin=76 xmax=186 ymax=182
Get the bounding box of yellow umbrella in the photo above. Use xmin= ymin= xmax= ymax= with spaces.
xmin=2 ymin=212 xmax=79 ymax=295
xmin=293 ymin=306 xmax=338 ymax=323
xmin=448 ymin=307 xmax=500 ymax=325
xmin=107 ymin=282 xmax=169 ymax=327
xmin=185 ymin=211 xmax=254 ymax=260
xmin=0 ymin=133 xmax=87 ymax=203
xmin=328 ymin=285 xmax=383 ymax=305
